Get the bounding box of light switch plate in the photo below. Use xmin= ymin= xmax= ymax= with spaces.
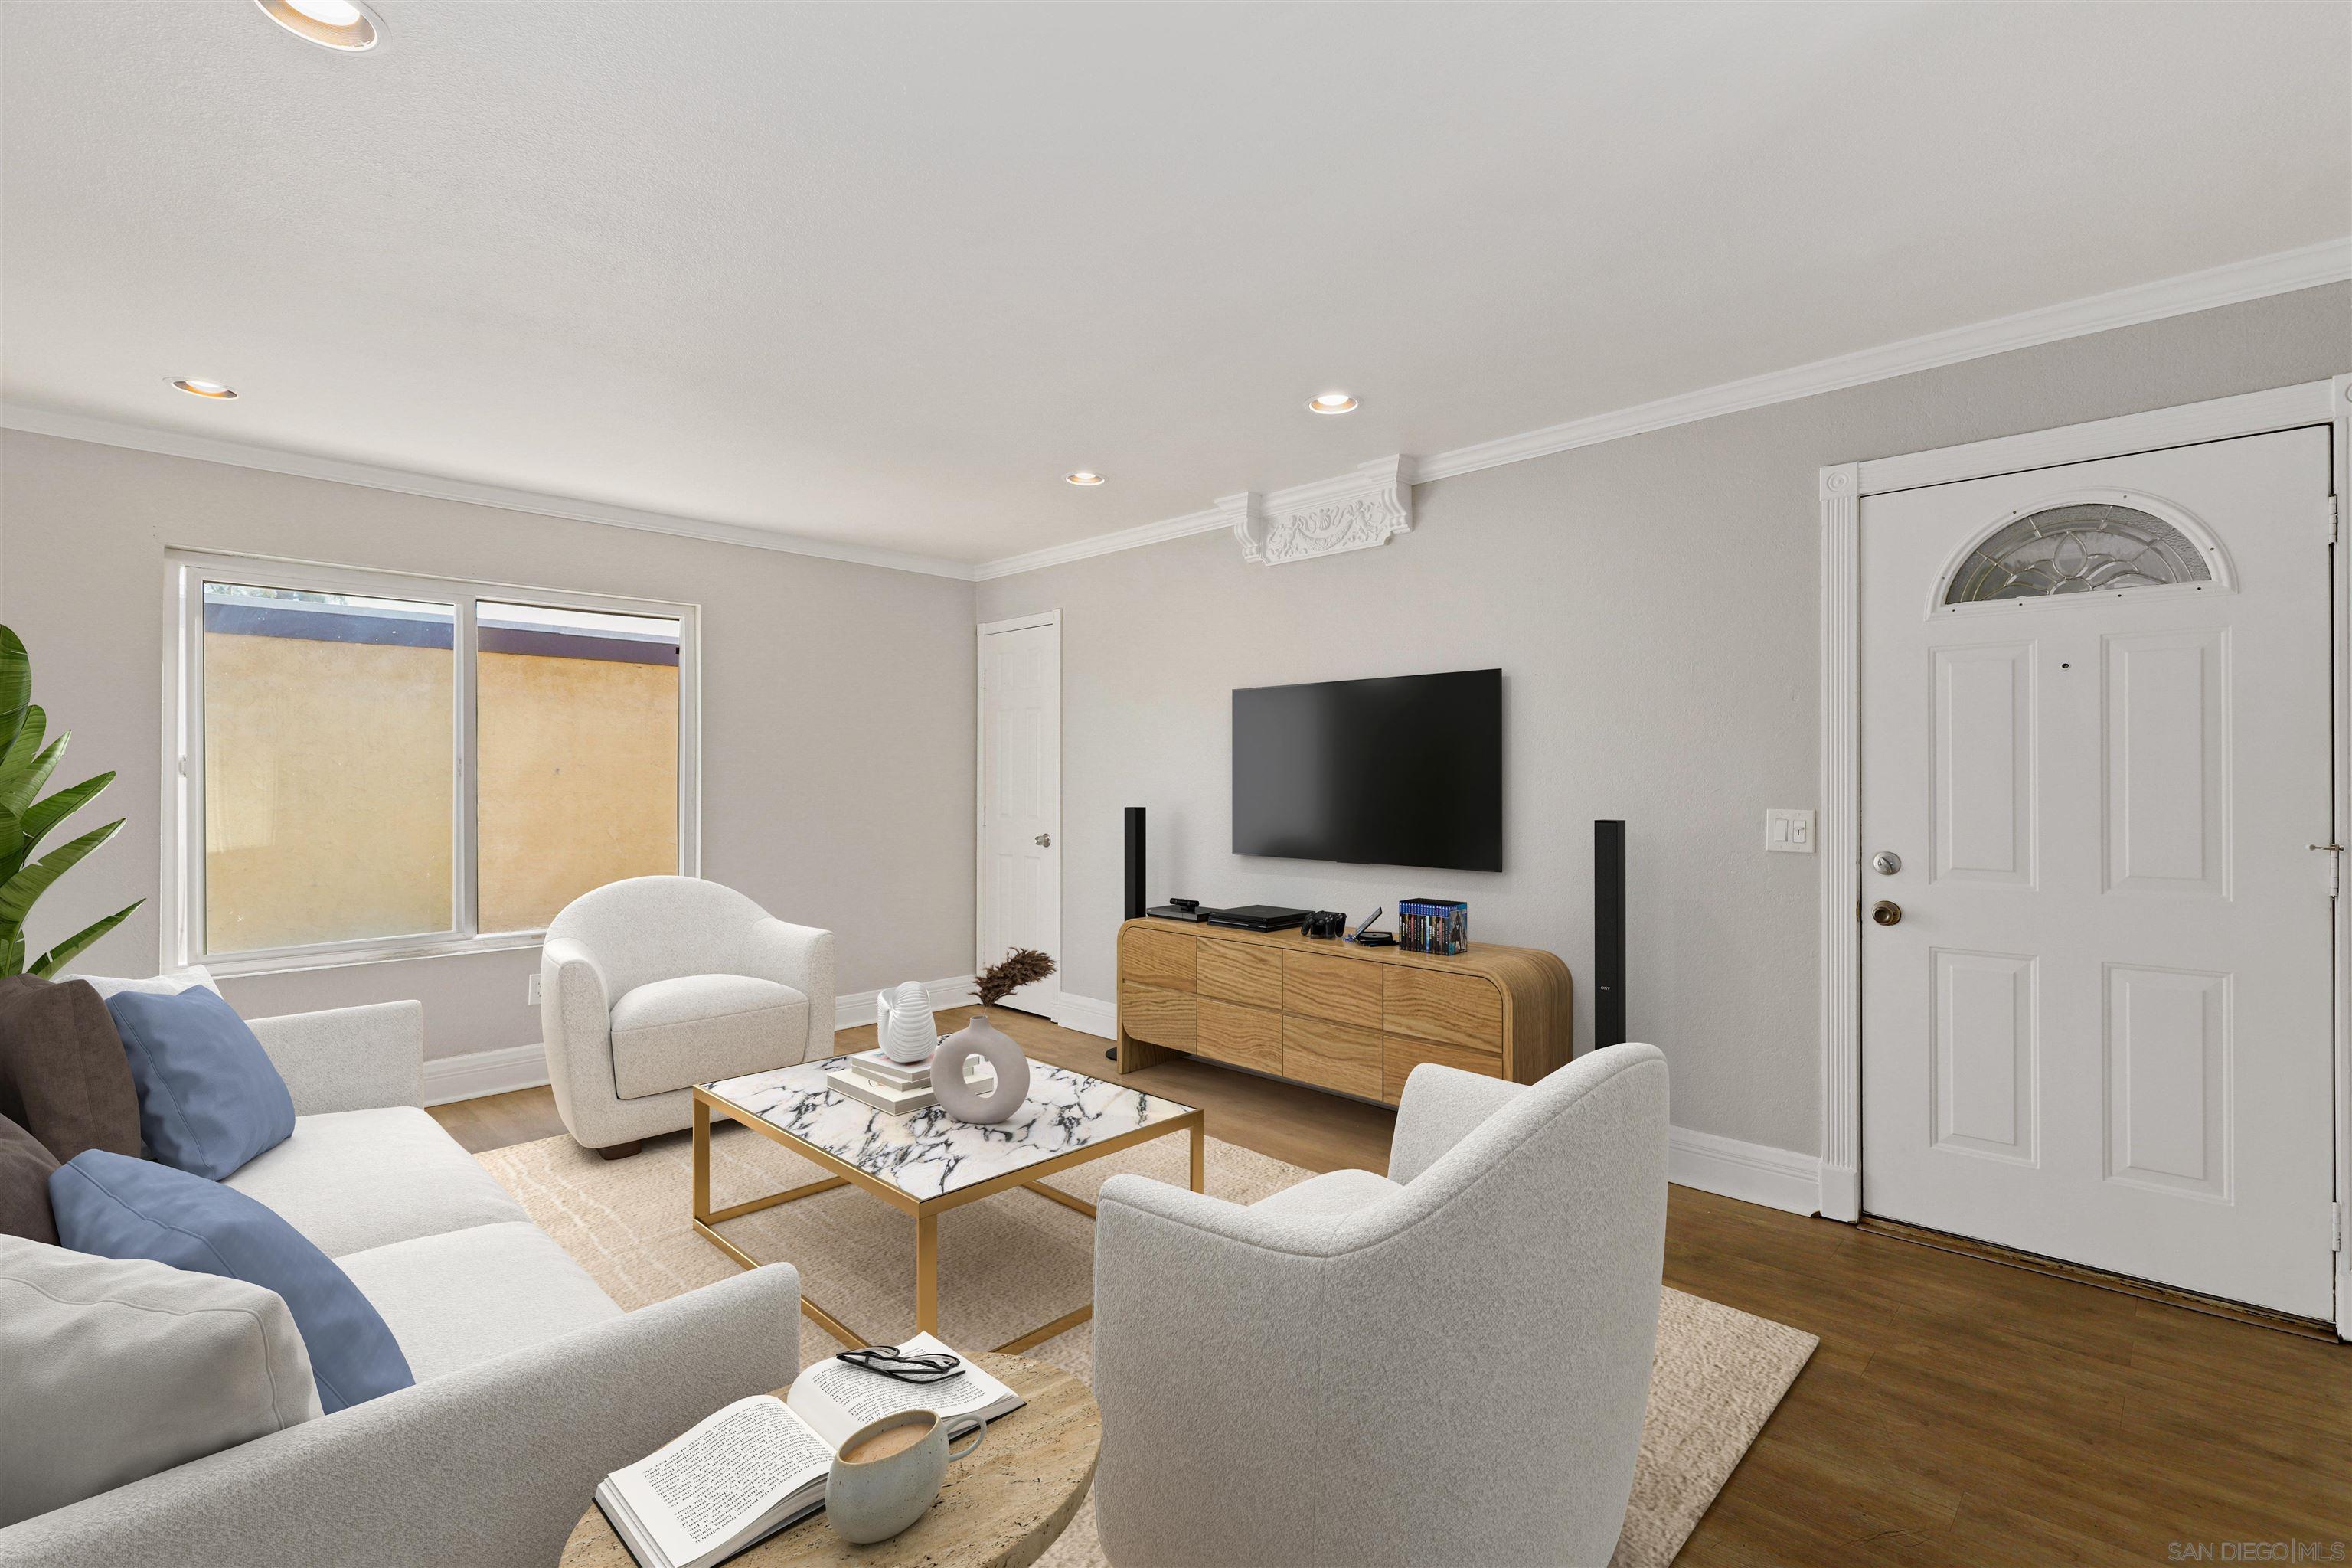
xmin=1766 ymin=808 xmax=1815 ymax=854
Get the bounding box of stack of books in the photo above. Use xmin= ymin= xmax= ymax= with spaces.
xmin=825 ymin=1047 xmax=995 ymax=1116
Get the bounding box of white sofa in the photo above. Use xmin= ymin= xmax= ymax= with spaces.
xmin=0 ymin=999 xmax=802 ymax=1568
xmin=1090 ymin=1044 xmax=1670 ymax=1568
xmin=542 ymin=876 xmax=836 ymax=1156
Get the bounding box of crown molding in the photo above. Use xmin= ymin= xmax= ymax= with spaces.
xmin=9 ymin=239 xmax=2343 ymax=590
xmin=972 ymin=236 xmax=2352 ymax=579
xmin=969 ymin=498 xmax=1230 ymax=581
xmin=0 ymin=403 xmax=981 ymax=583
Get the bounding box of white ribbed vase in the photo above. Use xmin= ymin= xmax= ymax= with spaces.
xmin=874 ymin=981 xmax=939 ymax=1065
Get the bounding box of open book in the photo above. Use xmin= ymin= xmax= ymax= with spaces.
xmin=593 ymin=1335 xmax=1023 ymax=1568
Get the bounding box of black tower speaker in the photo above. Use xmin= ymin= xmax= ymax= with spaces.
xmin=1593 ymin=820 xmax=1627 ymax=1054
xmin=1123 ymin=807 xmax=1147 ymax=921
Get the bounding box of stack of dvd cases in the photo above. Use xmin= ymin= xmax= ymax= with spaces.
xmin=1400 ymin=897 xmax=1468 ymax=956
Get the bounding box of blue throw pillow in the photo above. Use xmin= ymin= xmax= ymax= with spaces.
xmin=105 ymin=986 xmax=295 ymax=1179
xmin=50 ymin=1150 xmax=413 ymax=1414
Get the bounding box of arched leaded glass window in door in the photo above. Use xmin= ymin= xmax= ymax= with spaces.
xmin=1941 ymin=501 xmax=2215 ymax=606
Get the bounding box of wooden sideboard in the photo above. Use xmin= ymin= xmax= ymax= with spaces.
xmin=1115 ymin=918 xmax=1573 ymax=1105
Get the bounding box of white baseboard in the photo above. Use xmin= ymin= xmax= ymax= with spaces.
xmin=1668 ymin=1125 xmax=1821 ymax=1217
xmin=423 ymin=1043 xmax=550 ymax=1106
xmin=833 ymin=976 xmax=978 ymax=1034
xmin=1050 ymin=991 xmax=1117 ymax=1040
xmin=444 ymin=994 xmax=1818 ymax=1212
xmin=1816 ymin=1162 xmax=1860 ymax=1223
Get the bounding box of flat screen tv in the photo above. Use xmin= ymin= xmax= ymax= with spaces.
xmin=1232 ymin=668 xmax=1502 ymax=871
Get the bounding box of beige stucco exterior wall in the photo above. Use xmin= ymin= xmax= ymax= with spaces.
xmin=201 ymin=632 xmax=678 ymax=952
xmin=477 ymin=647 xmax=678 ymax=933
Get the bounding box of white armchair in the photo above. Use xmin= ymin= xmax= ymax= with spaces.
xmin=541 ymin=877 xmax=835 ymax=1157
xmin=1091 ymin=1044 xmax=1670 ymax=1568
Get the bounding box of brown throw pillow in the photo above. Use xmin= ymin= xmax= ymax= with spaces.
xmin=0 ymin=975 xmax=142 ymax=1165
xmin=0 ymin=1115 xmax=59 ymax=1244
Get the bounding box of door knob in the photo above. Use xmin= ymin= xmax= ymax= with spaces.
xmin=1034 ymin=832 xmax=1052 ymax=848
xmin=1872 ymin=851 xmax=1902 ymax=875
xmin=1870 ymin=900 xmax=1902 ymax=926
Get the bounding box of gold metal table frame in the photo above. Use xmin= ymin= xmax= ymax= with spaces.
xmin=691 ymin=1083 xmax=1207 ymax=1355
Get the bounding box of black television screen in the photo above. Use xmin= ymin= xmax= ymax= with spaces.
xmin=1232 ymin=668 xmax=1502 ymax=871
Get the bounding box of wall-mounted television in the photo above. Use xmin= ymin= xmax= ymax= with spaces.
xmin=1232 ymin=668 xmax=1502 ymax=872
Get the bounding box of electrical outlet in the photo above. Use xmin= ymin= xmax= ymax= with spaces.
xmin=526 ymin=972 xmax=542 ymax=1007
xmin=1766 ymin=808 xmax=1816 ymax=854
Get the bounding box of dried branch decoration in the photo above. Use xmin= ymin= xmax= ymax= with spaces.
xmin=975 ymin=947 xmax=1056 ymax=1008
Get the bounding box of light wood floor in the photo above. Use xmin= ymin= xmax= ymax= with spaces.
xmin=433 ymin=1008 xmax=2350 ymax=1566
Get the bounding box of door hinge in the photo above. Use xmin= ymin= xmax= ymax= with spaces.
xmin=2313 ymin=843 xmax=2344 ymax=898
xmin=2328 ymin=495 xmax=2341 ymax=545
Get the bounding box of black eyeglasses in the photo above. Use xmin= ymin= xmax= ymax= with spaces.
xmin=836 ymin=1346 xmax=965 ymax=1384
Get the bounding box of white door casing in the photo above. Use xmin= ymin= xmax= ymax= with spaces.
xmin=1855 ymin=426 xmax=2335 ymax=1321
xmin=977 ymin=612 xmax=1061 ymax=1017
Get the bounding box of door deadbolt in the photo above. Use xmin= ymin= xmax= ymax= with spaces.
xmin=1034 ymin=832 xmax=1052 ymax=848
xmin=1870 ymin=900 xmax=1902 ymax=926
xmin=1872 ymin=851 xmax=1902 ymax=875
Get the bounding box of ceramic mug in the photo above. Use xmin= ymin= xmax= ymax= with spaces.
xmin=825 ymin=1410 xmax=988 ymax=1544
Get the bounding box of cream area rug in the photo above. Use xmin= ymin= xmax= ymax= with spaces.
xmin=479 ymin=1121 xmax=1815 ymax=1568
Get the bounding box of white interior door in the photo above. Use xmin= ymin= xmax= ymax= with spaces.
xmin=1859 ymin=426 xmax=2336 ymax=1321
xmin=978 ymin=614 xmax=1061 ymax=1017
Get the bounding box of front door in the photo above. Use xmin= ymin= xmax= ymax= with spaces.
xmin=1859 ymin=425 xmax=2336 ymax=1320
xmin=978 ymin=615 xmax=1061 ymax=1018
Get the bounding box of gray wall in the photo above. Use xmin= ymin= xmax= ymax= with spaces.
xmin=0 ymin=432 xmax=978 ymax=1063
xmin=975 ymin=283 xmax=2352 ymax=1159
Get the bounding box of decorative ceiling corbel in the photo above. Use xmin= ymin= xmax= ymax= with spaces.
xmin=1231 ymin=456 xmax=1416 ymax=566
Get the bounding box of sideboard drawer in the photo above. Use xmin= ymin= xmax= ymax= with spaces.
xmin=1120 ymin=982 xmax=1195 ymax=1050
xmin=1121 ymin=926 xmax=1197 ymax=993
xmin=1282 ymin=952 xmax=1382 ymax=1031
xmin=1383 ymin=965 xmax=1504 ymax=1050
xmin=1282 ymin=1015 xmax=1381 ymax=1100
xmin=1197 ymin=998 xmax=1282 ymax=1074
xmin=1383 ymin=1034 xmax=1503 ymax=1106
xmin=1197 ymin=939 xmax=1282 ymax=1011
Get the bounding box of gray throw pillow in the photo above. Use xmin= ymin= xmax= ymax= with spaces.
xmin=0 ymin=1236 xmax=323 ymax=1525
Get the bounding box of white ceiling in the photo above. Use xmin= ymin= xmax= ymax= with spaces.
xmin=4 ymin=2 xmax=2347 ymax=568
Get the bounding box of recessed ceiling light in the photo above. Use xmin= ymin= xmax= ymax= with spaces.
xmin=1308 ymin=393 xmax=1358 ymax=414
xmin=254 ymin=0 xmax=383 ymax=51
xmin=169 ymin=378 xmax=240 ymax=400
xmin=1064 ymin=471 xmax=1106 ymax=486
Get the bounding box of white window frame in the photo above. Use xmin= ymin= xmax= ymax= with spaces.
xmin=162 ymin=550 xmax=701 ymax=977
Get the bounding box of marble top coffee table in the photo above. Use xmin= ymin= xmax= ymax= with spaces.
xmin=694 ymin=1056 xmax=1203 ymax=1354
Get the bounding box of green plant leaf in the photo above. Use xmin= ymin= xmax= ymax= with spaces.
xmin=0 ymin=817 xmax=125 ymax=929
xmin=0 ymin=631 xmax=132 ymax=977
xmin=0 ymin=734 xmax=66 ymax=818
xmin=20 ymin=770 xmax=113 ymax=854
xmin=0 ymin=627 xmax=26 ymax=707
xmin=0 ymin=627 xmax=28 ymax=756
xmin=0 ymin=704 xmax=45 ymax=793
xmin=31 ymin=900 xmax=142 ymax=978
